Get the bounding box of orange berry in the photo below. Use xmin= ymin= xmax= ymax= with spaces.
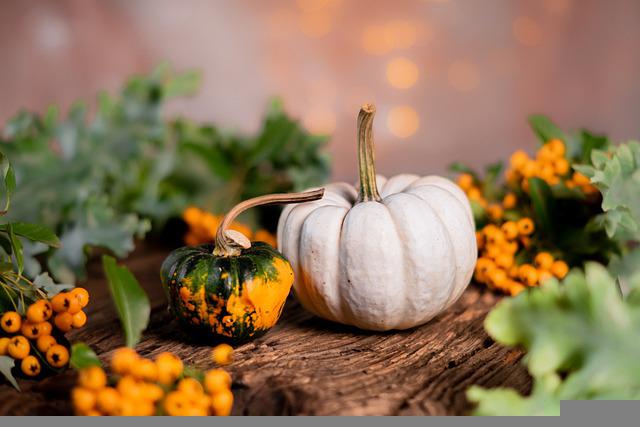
xmin=54 ymin=312 xmax=74 ymax=332
xmin=487 ymin=204 xmax=503 ymax=221
xmin=495 ymin=253 xmax=514 ymax=270
xmin=534 ymin=252 xmax=554 ymax=270
xmin=506 ymin=280 xmax=526 ymax=296
xmin=488 ymin=268 xmax=508 ymax=288
xmin=521 ymin=160 xmax=537 ymax=178
xmin=518 ymin=264 xmax=539 ymax=286
xmin=520 ymin=236 xmax=532 ymax=249
xmin=205 ymin=369 xmax=232 ymax=394
xmin=131 ymin=358 xmax=158 ymax=382
xmin=26 ymin=300 xmax=52 ymax=323
xmin=500 ymin=221 xmax=519 ymax=241
xmin=485 ymin=244 xmax=502 ymax=260
xmin=96 ymin=387 xmax=121 ymax=415
xmin=475 ymin=231 xmax=484 ymax=250
xmin=517 ymin=218 xmax=535 ymax=236
xmin=211 ymin=389 xmax=234 ymax=416
xmin=538 ymin=270 xmax=553 ymax=284
xmin=212 ymin=344 xmax=234 ymax=366
xmin=501 ymin=240 xmax=519 ymax=255
xmin=116 ymin=376 xmax=144 ymax=400
xmin=502 ymin=193 xmax=517 ymax=209
xmin=565 ymin=180 xmax=576 ymax=189
xmin=21 ymin=355 xmax=41 ymax=377
xmin=111 ymin=347 xmax=139 ymax=375
xmin=141 ymin=382 xmax=164 ymax=402
xmin=72 ymin=310 xmax=87 ymax=328
xmin=70 ymin=288 xmax=90 ymax=308
xmin=79 ymin=366 xmax=107 ymax=390
xmin=466 ymin=187 xmax=482 ymax=200
xmin=537 ymin=144 xmax=556 ymax=162
xmin=38 ymin=321 xmax=52 ymax=336
xmin=156 ymin=352 xmax=184 ymax=385
xmin=182 ymin=206 xmax=203 ymax=225
xmin=485 ymin=229 xmax=506 ymax=246
xmin=0 ymin=337 xmax=10 ymax=355
xmin=551 ymin=260 xmax=569 ymax=279
xmin=508 ymin=265 xmax=519 ymax=278
xmin=51 ymin=292 xmax=81 ymax=314
xmin=1 ymin=311 xmax=22 ymax=333
xmin=456 ymin=173 xmax=474 ymax=191
xmin=46 ymin=344 xmax=70 ymax=368
xmin=177 ymin=377 xmax=204 ymax=395
xmin=572 ymin=172 xmax=590 ymax=186
xmin=553 ymin=158 xmax=570 ymax=176
xmin=475 ymin=257 xmax=495 ymax=283
xmin=548 ymin=139 xmax=566 ymax=157
xmin=164 ymin=391 xmax=187 ymax=416
xmin=72 ymin=387 xmax=97 ymax=414
xmin=510 ymin=150 xmax=530 ymax=170
xmin=21 ymin=321 xmax=45 ymax=339
xmin=8 ymin=336 xmax=30 ymax=359
xmin=37 ymin=335 xmax=57 ymax=353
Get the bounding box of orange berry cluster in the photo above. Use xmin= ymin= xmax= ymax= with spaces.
xmin=505 ymin=139 xmax=597 ymax=194
xmin=182 ymin=206 xmax=277 ymax=247
xmin=475 ymin=222 xmax=569 ymax=295
xmin=457 ymin=173 xmax=516 ymax=222
xmin=72 ymin=344 xmax=234 ymax=416
xmin=0 ymin=288 xmax=89 ymax=376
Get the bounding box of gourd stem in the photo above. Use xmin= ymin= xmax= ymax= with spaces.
xmin=213 ymin=188 xmax=325 ymax=257
xmin=357 ymin=104 xmax=382 ymax=203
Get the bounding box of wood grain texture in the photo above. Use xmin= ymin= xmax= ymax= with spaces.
xmin=0 ymin=243 xmax=531 ymax=416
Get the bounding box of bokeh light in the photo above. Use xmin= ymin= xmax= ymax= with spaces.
xmin=386 ymin=57 xmax=419 ymax=89
xmin=387 ymin=106 xmax=420 ymax=138
xmin=303 ymin=106 xmax=337 ymax=134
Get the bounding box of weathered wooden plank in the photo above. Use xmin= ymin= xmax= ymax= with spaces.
xmin=0 ymin=243 xmax=531 ymax=415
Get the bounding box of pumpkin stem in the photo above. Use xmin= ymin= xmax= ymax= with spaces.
xmin=213 ymin=188 xmax=325 ymax=257
xmin=357 ymin=103 xmax=382 ymax=203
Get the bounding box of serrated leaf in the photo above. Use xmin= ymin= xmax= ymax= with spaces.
xmin=70 ymin=343 xmax=102 ymax=369
xmin=0 ymin=222 xmax=60 ymax=247
xmin=472 ymin=263 xmax=640 ymax=415
xmin=102 ymin=255 xmax=150 ymax=347
xmin=0 ymin=356 xmax=20 ymax=391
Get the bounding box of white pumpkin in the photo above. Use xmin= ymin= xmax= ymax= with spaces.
xmin=277 ymin=104 xmax=477 ymax=331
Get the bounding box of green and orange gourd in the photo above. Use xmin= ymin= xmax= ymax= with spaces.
xmin=160 ymin=189 xmax=324 ymax=342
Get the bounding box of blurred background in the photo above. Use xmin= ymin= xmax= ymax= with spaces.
xmin=1 ymin=0 xmax=639 ymax=181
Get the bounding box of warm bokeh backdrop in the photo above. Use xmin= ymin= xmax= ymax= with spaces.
xmin=1 ymin=0 xmax=639 ymax=181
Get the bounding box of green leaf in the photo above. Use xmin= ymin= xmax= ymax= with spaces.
xmin=0 ymin=222 xmax=60 ymax=248
xmin=527 ymin=177 xmax=555 ymax=236
xmin=471 ymin=263 xmax=640 ymax=415
xmin=70 ymin=343 xmax=102 ymax=369
xmin=0 ymin=356 xmax=20 ymax=391
xmin=528 ymin=115 xmax=565 ymax=143
xmin=7 ymin=224 xmax=23 ymax=274
xmin=102 ymin=255 xmax=150 ymax=347
xmin=0 ymin=152 xmax=15 ymax=214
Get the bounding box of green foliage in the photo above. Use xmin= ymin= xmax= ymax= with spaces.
xmin=575 ymin=141 xmax=640 ymax=241
xmin=468 ymin=263 xmax=640 ymax=415
xmin=1 ymin=65 xmax=330 ymax=283
xmin=102 ymin=255 xmax=150 ymax=348
xmin=0 ymin=150 xmax=72 ymax=388
xmin=173 ymin=98 xmax=330 ymax=225
xmin=449 ymin=115 xmax=617 ymax=265
xmin=70 ymin=343 xmax=102 ymax=370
